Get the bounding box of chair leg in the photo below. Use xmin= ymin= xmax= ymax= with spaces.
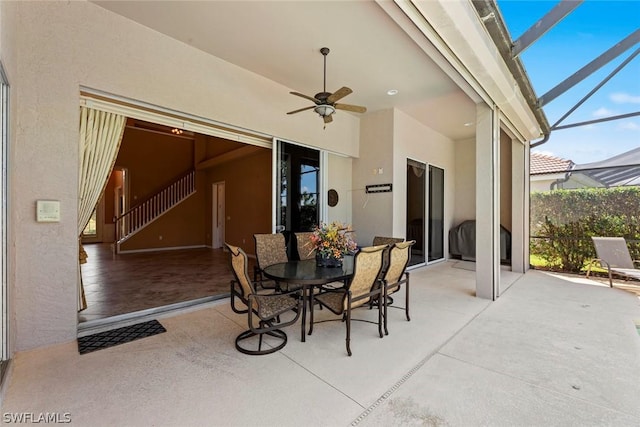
xmin=608 ymin=270 xmax=613 ymax=287
xmin=346 ymin=308 xmax=352 ymax=357
xmin=377 ymin=291 xmax=383 ymax=338
xmin=383 ymin=285 xmax=389 ymax=336
xmin=308 ymin=290 xmax=314 ymax=336
xmin=405 ymin=276 xmax=411 ymax=322
xmin=235 ymin=329 xmax=287 ymax=356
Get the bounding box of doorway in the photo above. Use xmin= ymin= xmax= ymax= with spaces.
xmin=407 ymin=159 xmax=426 ymax=266
xmin=275 ymin=140 xmax=320 ymax=258
xmin=428 ymin=165 xmax=445 ymax=262
xmin=212 ymin=182 xmax=225 ymax=248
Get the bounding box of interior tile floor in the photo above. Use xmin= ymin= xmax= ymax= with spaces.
xmin=79 ymin=243 xmax=256 ymax=323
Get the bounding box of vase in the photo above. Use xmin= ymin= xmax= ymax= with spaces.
xmin=316 ymin=252 xmax=343 ymax=268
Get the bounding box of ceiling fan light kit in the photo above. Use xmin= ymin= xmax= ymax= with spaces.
xmin=314 ymin=105 xmax=335 ymax=117
xmin=287 ymin=47 xmax=367 ymax=127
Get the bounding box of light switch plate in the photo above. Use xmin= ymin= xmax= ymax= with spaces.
xmin=36 ymin=200 xmax=61 ymax=222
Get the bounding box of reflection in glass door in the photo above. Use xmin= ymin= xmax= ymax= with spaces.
xmin=428 ymin=165 xmax=445 ymax=262
xmin=406 ymin=159 xmax=426 ymax=266
xmin=275 ymin=140 xmax=320 ymax=258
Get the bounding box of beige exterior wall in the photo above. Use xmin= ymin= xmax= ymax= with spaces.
xmin=453 ymin=139 xmax=476 ymax=226
xmin=3 ymin=1 xmax=361 ymax=351
xmin=353 ymin=110 xmax=394 ymax=246
xmin=326 ymin=154 xmax=353 ymax=226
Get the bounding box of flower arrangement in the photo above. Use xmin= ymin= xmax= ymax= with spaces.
xmin=310 ymin=221 xmax=358 ymax=262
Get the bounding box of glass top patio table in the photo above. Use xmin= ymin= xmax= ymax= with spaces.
xmin=262 ymin=256 xmax=354 ymax=342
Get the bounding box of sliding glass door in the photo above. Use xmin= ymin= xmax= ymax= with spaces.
xmin=406 ymin=159 xmax=426 ymax=266
xmin=406 ymin=159 xmax=445 ymax=266
xmin=274 ymin=140 xmax=321 ymax=257
xmin=428 ymin=165 xmax=445 ymax=262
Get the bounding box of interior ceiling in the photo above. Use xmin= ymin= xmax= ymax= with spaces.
xmin=92 ymin=1 xmax=478 ymax=141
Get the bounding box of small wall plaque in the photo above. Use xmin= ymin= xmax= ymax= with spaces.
xmin=36 ymin=200 xmax=61 ymax=222
xmin=365 ymin=184 xmax=392 ymax=194
xmin=328 ymin=189 xmax=339 ymax=207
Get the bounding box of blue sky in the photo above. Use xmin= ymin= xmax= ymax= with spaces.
xmin=496 ymin=0 xmax=640 ymax=164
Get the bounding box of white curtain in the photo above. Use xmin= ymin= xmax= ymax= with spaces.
xmin=77 ymin=106 xmax=126 ymax=311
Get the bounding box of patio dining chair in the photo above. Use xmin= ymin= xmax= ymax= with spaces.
xmin=381 ymin=240 xmax=415 ymax=335
xmin=294 ymin=232 xmax=316 ymax=260
xmin=254 ymin=233 xmax=289 ymax=290
xmin=309 ymin=244 xmax=387 ymax=356
xmin=586 ymin=237 xmax=640 ymax=287
xmin=226 ymin=243 xmax=302 ymax=355
xmin=372 ymin=236 xmax=404 ymax=279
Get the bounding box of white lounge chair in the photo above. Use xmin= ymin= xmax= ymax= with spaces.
xmin=586 ymin=237 xmax=640 ymax=287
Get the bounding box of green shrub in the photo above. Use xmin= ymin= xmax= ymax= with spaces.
xmin=530 ymin=187 xmax=640 ymax=272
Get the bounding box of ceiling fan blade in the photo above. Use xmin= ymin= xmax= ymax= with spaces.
xmin=290 ymin=91 xmax=320 ymax=104
xmin=323 ymin=114 xmax=333 ymax=124
xmin=335 ymin=103 xmax=367 ymax=113
xmin=287 ymin=105 xmax=316 ymax=115
xmin=327 ymin=86 xmax=353 ymax=103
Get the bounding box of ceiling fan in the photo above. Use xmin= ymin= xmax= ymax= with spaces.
xmin=287 ymin=47 xmax=367 ymax=127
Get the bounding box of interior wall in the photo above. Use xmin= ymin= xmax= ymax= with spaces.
xmin=5 ymin=1 xmax=361 ymax=351
xmin=392 ymin=109 xmax=456 ymax=258
xmin=206 ymin=149 xmax=272 ymax=257
xmin=353 ymin=109 xmax=394 ymax=246
xmin=116 ymin=128 xmax=194 ymax=204
xmin=453 ymin=138 xmax=476 ymax=226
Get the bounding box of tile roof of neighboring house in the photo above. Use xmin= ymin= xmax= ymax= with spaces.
xmin=530 ymin=152 xmax=573 ymax=175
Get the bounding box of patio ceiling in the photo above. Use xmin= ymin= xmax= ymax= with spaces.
xmin=91 ymin=1 xmax=479 ymax=141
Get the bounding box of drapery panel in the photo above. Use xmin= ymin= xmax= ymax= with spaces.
xmin=77 ymin=106 xmax=126 ymax=311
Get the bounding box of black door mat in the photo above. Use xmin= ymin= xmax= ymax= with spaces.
xmin=78 ymin=320 xmax=166 ymax=354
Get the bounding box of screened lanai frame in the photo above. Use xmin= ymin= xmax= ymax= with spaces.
xmin=0 ymin=62 xmax=9 ymax=370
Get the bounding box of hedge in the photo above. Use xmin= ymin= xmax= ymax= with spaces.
xmin=530 ymin=187 xmax=640 ymax=272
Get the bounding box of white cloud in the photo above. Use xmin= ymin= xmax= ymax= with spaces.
xmin=610 ymin=92 xmax=640 ymax=104
xmin=617 ymin=121 xmax=640 ymax=131
xmin=592 ymin=107 xmax=615 ymax=118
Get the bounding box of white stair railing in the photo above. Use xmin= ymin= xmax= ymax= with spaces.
xmin=115 ymin=169 xmax=196 ymax=252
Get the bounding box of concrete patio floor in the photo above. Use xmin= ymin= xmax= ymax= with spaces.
xmin=1 ymin=261 xmax=639 ymax=426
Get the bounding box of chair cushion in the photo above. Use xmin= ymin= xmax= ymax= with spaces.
xmin=254 ymin=293 xmax=299 ymax=319
xmin=315 ymin=291 xmax=346 ymax=314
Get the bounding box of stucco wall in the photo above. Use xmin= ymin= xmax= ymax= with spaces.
xmin=352 ymin=110 xmax=394 ymax=246
xmin=453 ymin=138 xmax=476 ymax=226
xmin=326 ymin=154 xmax=353 ymax=226
xmin=5 ymin=1 xmax=361 ymax=351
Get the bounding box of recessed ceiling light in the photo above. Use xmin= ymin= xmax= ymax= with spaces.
xmin=463 ymin=122 xmax=474 ymax=127
xmin=387 ymin=89 xmax=398 ymax=96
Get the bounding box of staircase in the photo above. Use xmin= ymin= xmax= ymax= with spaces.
xmin=114 ymin=169 xmax=196 ymax=253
